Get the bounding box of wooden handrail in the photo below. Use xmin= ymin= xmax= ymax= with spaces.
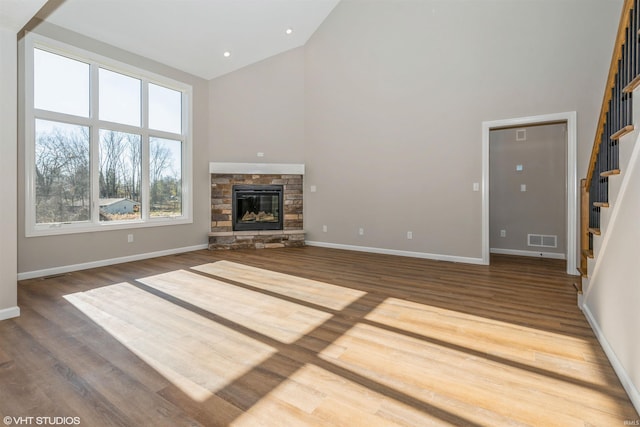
xmin=586 ymin=0 xmax=634 ymax=185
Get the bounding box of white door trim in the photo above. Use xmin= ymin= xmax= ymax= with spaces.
xmin=481 ymin=111 xmax=577 ymax=275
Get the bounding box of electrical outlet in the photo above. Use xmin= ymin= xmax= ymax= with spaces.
xmin=257 ymin=152 xmax=264 ymax=157
xmin=407 ymin=231 xmax=413 ymax=240
xmin=520 ymin=184 xmax=527 ymax=192
xmin=127 ymin=234 xmax=134 ymax=243
xmin=359 ymin=227 xmax=364 ymax=236
xmin=500 ymin=229 xmax=506 ymax=238
xmin=322 ymin=225 xmax=328 ymax=232
xmin=310 ymin=185 xmax=317 ymax=192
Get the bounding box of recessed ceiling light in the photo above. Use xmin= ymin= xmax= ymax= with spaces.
xmin=285 ymin=28 xmax=293 ymax=35
xmin=223 ymin=51 xmax=231 ymax=58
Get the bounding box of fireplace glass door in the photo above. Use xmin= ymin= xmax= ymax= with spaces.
xmin=232 ymin=185 xmax=283 ymax=231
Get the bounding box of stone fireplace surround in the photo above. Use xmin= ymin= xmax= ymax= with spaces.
xmin=209 ymin=162 xmax=304 ymax=250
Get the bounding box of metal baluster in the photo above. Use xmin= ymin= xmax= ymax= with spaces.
xmin=624 ymin=27 xmax=629 ymax=126
xmin=618 ymin=60 xmax=622 ymax=130
xmin=589 ymin=166 xmax=596 ymax=229
xmin=601 ymin=150 xmax=606 ymax=203
xmin=637 ymin=0 xmax=640 ymax=78
xmin=627 ymin=22 xmax=631 ymax=87
xmin=616 ymin=66 xmax=620 ymax=132
xmin=598 ymin=115 xmax=616 ymax=174
xmin=611 ymin=87 xmax=616 ymax=137
xmin=596 ymin=152 xmax=601 ymax=204
xmin=596 ymin=149 xmax=602 ymax=228
xmin=600 ymin=147 xmax=603 ymax=203
xmin=631 ymin=14 xmax=635 ymax=125
xmin=606 ymin=127 xmax=611 ymax=173
xmin=626 ymin=23 xmax=631 ymax=125
xmin=632 ymin=7 xmax=636 ymax=81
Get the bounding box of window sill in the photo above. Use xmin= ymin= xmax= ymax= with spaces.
xmin=26 ymin=216 xmax=193 ymax=238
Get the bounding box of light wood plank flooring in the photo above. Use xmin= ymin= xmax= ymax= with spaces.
xmin=0 ymin=247 xmax=637 ymax=426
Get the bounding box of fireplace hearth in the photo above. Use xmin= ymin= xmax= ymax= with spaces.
xmin=232 ymin=185 xmax=283 ymax=231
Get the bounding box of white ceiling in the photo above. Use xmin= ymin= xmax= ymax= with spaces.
xmin=0 ymin=0 xmax=48 ymax=31
xmin=40 ymin=0 xmax=340 ymax=80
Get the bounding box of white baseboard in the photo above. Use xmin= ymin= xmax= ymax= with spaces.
xmin=582 ymin=304 xmax=640 ymax=416
xmin=18 ymin=244 xmax=209 ymax=280
xmin=305 ymin=241 xmax=485 ymax=265
xmin=0 ymin=306 xmax=20 ymax=321
xmin=490 ymin=247 xmax=566 ymax=260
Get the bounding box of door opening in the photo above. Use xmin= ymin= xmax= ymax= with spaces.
xmin=482 ymin=112 xmax=578 ymax=275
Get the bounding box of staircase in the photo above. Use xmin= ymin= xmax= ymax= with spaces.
xmin=580 ymin=0 xmax=640 ymax=294
xmin=577 ymin=1 xmax=640 ymax=414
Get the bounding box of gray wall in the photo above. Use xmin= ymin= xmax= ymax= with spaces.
xmin=302 ymin=0 xmax=620 ymax=260
xmin=490 ymin=124 xmax=567 ymax=255
xmin=17 ymin=23 xmax=211 ymax=274
xmin=209 ymin=47 xmax=305 ymax=163
xmin=0 ymin=26 xmax=19 ymax=315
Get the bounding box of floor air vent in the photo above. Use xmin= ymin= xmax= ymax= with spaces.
xmin=528 ymin=234 xmax=557 ymax=248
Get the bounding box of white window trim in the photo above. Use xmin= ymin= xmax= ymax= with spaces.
xmin=24 ymin=33 xmax=193 ymax=237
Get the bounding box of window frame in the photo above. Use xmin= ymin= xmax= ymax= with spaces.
xmin=24 ymin=33 xmax=193 ymax=237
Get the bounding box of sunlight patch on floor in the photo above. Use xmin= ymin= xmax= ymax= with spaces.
xmin=193 ymin=260 xmax=365 ymax=310
xmin=232 ymin=363 xmax=459 ymax=427
xmin=320 ymin=321 xmax=624 ymax=426
xmin=366 ymin=297 xmax=616 ymax=386
xmin=137 ymin=269 xmax=333 ymax=343
xmin=64 ymin=282 xmax=276 ymax=402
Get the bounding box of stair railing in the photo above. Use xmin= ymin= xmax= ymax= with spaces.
xmin=581 ymin=0 xmax=638 ymax=278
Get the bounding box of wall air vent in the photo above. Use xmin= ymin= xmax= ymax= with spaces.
xmin=528 ymin=234 xmax=557 ymax=248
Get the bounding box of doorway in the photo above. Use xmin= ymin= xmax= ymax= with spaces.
xmin=481 ymin=112 xmax=577 ymax=275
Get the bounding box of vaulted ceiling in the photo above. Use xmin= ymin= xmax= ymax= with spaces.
xmin=1 ymin=0 xmax=339 ymax=80
xmin=43 ymin=0 xmax=340 ymax=80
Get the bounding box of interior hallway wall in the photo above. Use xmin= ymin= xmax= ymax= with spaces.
xmin=490 ymin=123 xmax=567 ymax=257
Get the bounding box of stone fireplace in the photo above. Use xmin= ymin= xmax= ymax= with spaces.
xmin=209 ymin=163 xmax=304 ymax=250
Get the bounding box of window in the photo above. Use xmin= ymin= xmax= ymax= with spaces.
xmin=34 ymin=119 xmax=90 ymax=224
xmin=34 ymin=48 xmax=89 ymax=117
xmin=25 ymin=34 xmax=192 ymax=236
xmin=98 ymin=69 xmax=141 ymax=127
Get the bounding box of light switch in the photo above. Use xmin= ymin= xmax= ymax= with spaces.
xmin=310 ymin=185 xmax=317 ymax=192
xmin=520 ymin=184 xmax=527 ymax=192
xmin=473 ymin=182 xmax=479 ymax=192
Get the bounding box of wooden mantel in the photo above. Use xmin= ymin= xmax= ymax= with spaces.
xmin=209 ymin=162 xmax=305 ymax=175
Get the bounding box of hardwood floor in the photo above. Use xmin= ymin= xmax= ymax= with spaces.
xmin=1 ymin=247 xmax=637 ymax=426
